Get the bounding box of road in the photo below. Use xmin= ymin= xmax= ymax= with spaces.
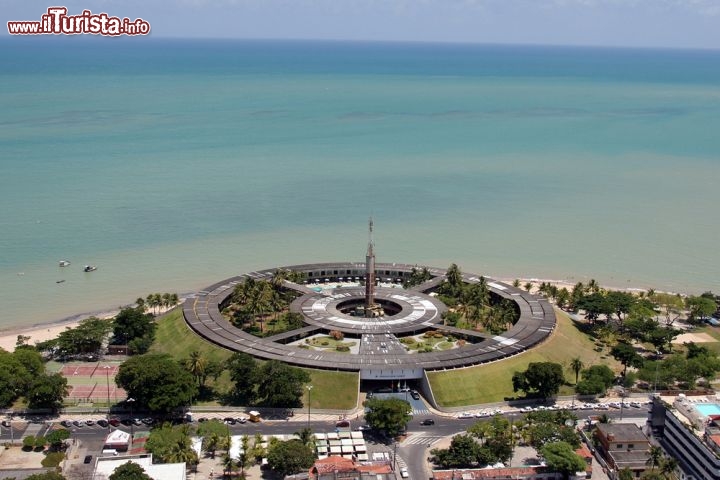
xmin=0 ymin=405 xmax=650 ymax=479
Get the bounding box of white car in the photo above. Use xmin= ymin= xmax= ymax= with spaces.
xmin=457 ymin=412 xmax=474 ymax=419
xmin=400 ymin=467 xmax=409 ymax=478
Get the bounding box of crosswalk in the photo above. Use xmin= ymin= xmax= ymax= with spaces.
xmin=412 ymin=408 xmax=430 ymax=416
xmin=402 ymin=433 xmax=445 ymax=446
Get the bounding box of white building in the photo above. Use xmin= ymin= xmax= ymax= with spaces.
xmin=93 ymin=454 xmax=185 ymax=480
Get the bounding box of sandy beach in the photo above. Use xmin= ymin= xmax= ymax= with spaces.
xmin=0 ymin=319 xmax=84 ymax=352
xmin=0 ymin=302 xmax=183 ymax=353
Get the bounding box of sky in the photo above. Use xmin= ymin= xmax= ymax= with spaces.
xmin=3 ymin=0 xmax=720 ymax=49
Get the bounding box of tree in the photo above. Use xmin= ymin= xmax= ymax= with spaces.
xmin=660 ymin=456 xmax=679 ymax=479
xmin=686 ymin=296 xmax=716 ymax=324
xmin=570 ymin=358 xmax=584 ymax=385
xmin=222 ymin=453 xmax=237 ymax=478
xmin=266 ymin=439 xmax=316 ymax=476
xmin=226 ymin=352 xmax=258 ymax=404
xmin=363 ymin=397 xmax=412 ymax=437
xmin=109 ymin=462 xmax=153 ymax=480
xmin=647 ymin=446 xmax=663 ymax=471
xmin=541 ymin=441 xmax=587 ymax=480
xmin=46 ymin=428 xmax=70 ymax=451
xmin=512 ymin=362 xmax=565 ymax=399
xmin=294 ymin=427 xmax=315 ymax=447
xmin=619 ymin=468 xmax=634 ymax=480
xmin=431 ymin=434 xmax=479 ymax=468
xmin=112 ymin=307 xmax=156 ymax=351
xmin=610 ymin=342 xmax=644 ymax=375
xmin=116 ymin=354 xmax=197 ymax=415
xmin=26 ymin=373 xmax=68 ymax=411
xmin=444 ymin=264 xmax=464 ymax=297
xmin=25 ymin=473 xmax=67 ymax=480
xmin=575 ymin=364 xmax=616 ymax=396
xmin=185 ymin=350 xmax=208 ymax=389
xmin=256 ymin=360 xmax=310 ymax=407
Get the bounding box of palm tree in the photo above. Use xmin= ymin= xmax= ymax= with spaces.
xmin=513 ymin=279 xmax=520 ymax=288
xmin=135 ymin=297 xmax=146 ymax=313
xmin=659 ymin=456 xmax=678 ymax=479
xmin=170 ymin=293 xmax=179 ymax=306
xmin=445 ymin=263 xmax=463 ymax=295
xmin=203 ymin=432 xmax=220 ymax=459
xmin=187 ymin=350 xmax=208 ymax=388
xmin=294 ymin=427 xmax=315 ymax=447
xmin=161 ymin=293 xmax=171 ymax=311
xmin=646 ymin=446 xmax=663 ymax=471
xmin=618 ymin=468 xmax=634 ymax=480
xmin=222 ymin=453 xmax=237 ymax=478
xmin=570 ymin=358 xmax=584 ymax=385
xmin=524 ymin=282 xmax=533 ymax=292
xmin=238 ymin=435 xmax=251 ymax=476
xmin=598 ymin=414 xmax=611 ymax=424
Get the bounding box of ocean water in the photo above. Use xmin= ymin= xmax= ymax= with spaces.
xmin=1 ymin=38 xmax=719 ymax=330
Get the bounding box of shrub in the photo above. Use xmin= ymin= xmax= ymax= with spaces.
xmin=457 ymin=339 xmax=466 ymax=347
xmin=23 ymin=436 xmax=35 ymax=451
xmin=434 ymin=332 xmax=444 ymax=338
xmin=329 ymin=330 xmax=344 ymax=341
xmin=42 ymin=452 xmax=65 ymax=468
xmin=336 ymin=345 xmax=350 ymax=352
xmin=321 ymin=341 xmax=329 ymax=346
xmin=423 ymin=332 xmax=433 ymax=338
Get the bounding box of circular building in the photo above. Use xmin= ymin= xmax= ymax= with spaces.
xmin=183 ymin=261 xmax=556 ymax=382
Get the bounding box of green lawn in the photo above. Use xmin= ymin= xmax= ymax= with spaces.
xmin=151 ymin=309 xmax=358 ymax=409
xmin=304 ymin=369 xmax=359 ymax=410
xmin=151 ymin=309 xmax=234 ymax=365
xmin=427 ymin=309 xmax=621 ymax=407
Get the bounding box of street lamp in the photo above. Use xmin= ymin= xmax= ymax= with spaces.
xmin=127 ymin=397 xmax=136 ymax=447
xmin=103 ymin=365 xmax=112 ymax=424
xmin=305 ymin=385 xmax=313 ymax=428
xmin=653 ymin=351 xmax=661 ymax=394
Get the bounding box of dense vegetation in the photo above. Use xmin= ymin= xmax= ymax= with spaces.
xmin=438 ymin=264 xmax=519 ymax=334
xmin=223 ymin=269 xmax=305 ymax=336
xmin=431 ymin=410 xmax=580 ymax=470
xmin=0 ymin=346 xmax=67 ymax=410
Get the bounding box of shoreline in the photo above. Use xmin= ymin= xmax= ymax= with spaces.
xmin=0 ymin=296 xmax=190 ymax=353
xmin=0 ymin=275 xmax=665 ymax=354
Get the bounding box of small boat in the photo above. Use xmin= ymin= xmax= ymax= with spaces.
xmin=59 ymin=260 xmax=71 ymax=267
xmin=83 ymin=265 xmax=97 ymax=272
xmin=56 ymin=280 xmax=65 ymax=284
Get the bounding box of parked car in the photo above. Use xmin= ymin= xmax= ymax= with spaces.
xmin=97 ymin=419 xmax=109 ymax=428
xmin=72 ymin=420 xmax=83 ymax=427
xmin=61 ymin=420 xmax=72 ymax=427
xmin=419 ymin=419 xmax=435 ymax=426
xmin=85 ymin=419 xmax=95 ymax=426
xmin=457 ymin=412 xmax=474 ymax=419
xmin=141 ymin=418 xmax=155 ymax=426
xmin=400 ymin=467 xmax=409 ymax=478
xmin=120 ymin=419 xmax=132 ymax=426
xmin=410 ymin=391 xmax=420 ymax=400
xmin=198 ymin=417 xmax=208 ymax=423
xmin=133 ymin=418 xmax=143 ymax=426
xmin=83 ymin=455 xmax=93 ymax=464
xmin=109 ymin=418 xmax=121 ymax=427
xmin=236 ymin=417 xmax=247 ymax=424
xmin=355 ymin=424 xmax=371 ymax=431
xmin=224 ymin=417 xmax=236 ymax=425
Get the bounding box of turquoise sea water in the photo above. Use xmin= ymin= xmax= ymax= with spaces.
xmin=1 ymin=39 xmax=719 ymax=330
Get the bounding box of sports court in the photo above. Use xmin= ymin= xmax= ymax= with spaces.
xmin=48 ymin=361 xmax=127 ymax=405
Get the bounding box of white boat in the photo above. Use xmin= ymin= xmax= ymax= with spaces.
xmin=59 ymin=260 xmax=71 ymax=267
xmin=83 ymin=265 xmax=97 ymax=272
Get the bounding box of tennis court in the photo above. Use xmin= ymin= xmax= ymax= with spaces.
xmin=52 ymin=361 xmax=127 ymax=405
